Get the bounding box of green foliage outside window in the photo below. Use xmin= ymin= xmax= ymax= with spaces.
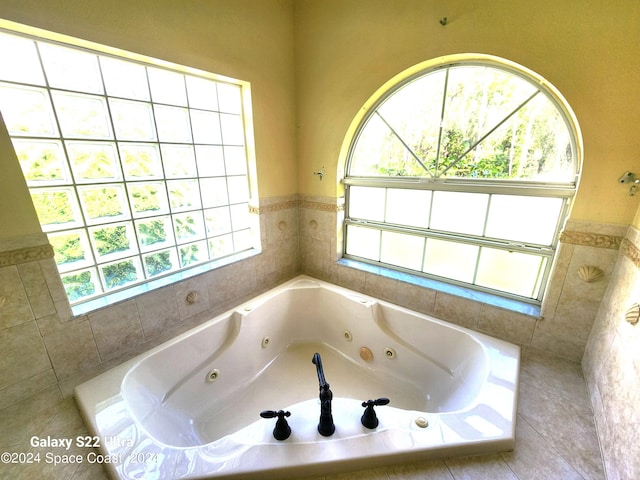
xmin=16 ymin=145 xmax=63 ymax=181
xmin=102 ymin=261 xmax=137 ymax=289
xmin=62 ymin=271 xmax=96 ymax=301
xmin=130 ymin=184 xmax=162 ymax=214
xmin=180 ymin=244 xmax=201 ymax=266
xmin=50 ymin=233 xmax=85 ymax=265
xmin=31 ymin=191 xmax=75 ymax=226
xmin=81 ymin=187 xmax=123 ymax=219
xmin=93 ymin=225 xmax=130 ymax=256
xmin=144 ymin=251 xmax=173 ymax=276
xmin=138 ymin=219 xmax=167 ymax=247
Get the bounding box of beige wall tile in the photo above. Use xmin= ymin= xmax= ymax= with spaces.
xmin=583 ymin=225 xmax=640 ymax=479
xmin=17 ymin=261 xmax=56 ymax=319
xmin=477 ymin=305 xmax=536 ymax=345
xmin=0 ymin=265 xmax=33 ymax=330
xmin=39 ymin=258 xmax=68 ymax=304
xmin=207 ymin=259 xmax=258 ymax=308
xmin=396 ymin=281 xmax=436 ymax=315
xmin=337 ymin=264 xmax=367 ymax=292
xmin=529 ymin=329 xmax=586 ymax=363
xmin=88 ymin=300 xmax=144 ymax=361
xmin=43 ymin=319 xmax=101 ymax=380
xmin=135 ymin=284 xmax=180 ymax=339
xmin=542 ymin=294 xmax=601 ymax=345
xmin=364 ymin=272 xmax=398 ymax=303
xmin=432 ymin=292 xmax=481 ymax=330
xmin=0 ymin=321 xmax=51 ymax=389
xmin=541 ymin=242 xmax=574 ymax=317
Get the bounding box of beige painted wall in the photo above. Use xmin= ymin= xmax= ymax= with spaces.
xmin=0 ymin=113 xmax=41 ymax=239
xmin=294 ymin=0 xmax=640 ymax=225
xmin=0 ymin=0 xmax=297 ymax=242
xmin=2 ymin=0 xmax=639 ymax=235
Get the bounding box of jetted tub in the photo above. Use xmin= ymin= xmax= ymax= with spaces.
xmin=74 ymin=275 xmax=520 ymax=479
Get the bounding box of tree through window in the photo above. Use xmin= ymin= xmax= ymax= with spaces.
xmin=343 ymin=57 xmax=581 ymax=305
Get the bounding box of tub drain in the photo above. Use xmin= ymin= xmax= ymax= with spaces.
xmin=206 ymin=369 xmax=221 ymax=383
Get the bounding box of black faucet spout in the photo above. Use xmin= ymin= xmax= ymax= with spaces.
xmin=312 ymin=352 xmax=335 ymax=436
xmin=312 ymin=352 xmax=327 ymax=388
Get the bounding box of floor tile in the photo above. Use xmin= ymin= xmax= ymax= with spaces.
xmin=501 ymin=414 xmax=583 ymax=479
xmin=387 ymin=459 xmax=454 ymax=479
xmin=444 ymin=453 xmax=518 ymax=480
xmin=518 ymin=382 xmax=605 ymax=479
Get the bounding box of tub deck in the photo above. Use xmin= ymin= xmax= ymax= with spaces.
xmin=75 ymin=275 xmax=520 ymax=480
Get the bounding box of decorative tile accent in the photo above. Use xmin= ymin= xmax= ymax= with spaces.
xmin=253 ymin=196 xmax=346 ymax=214
xmin=0 ymin=243 xmax=54 ymax=267
xmin=257 ymin=199 xmax=300 ymax=213
xmin=620 ymin=237 xmax=640 ymax=269
xmin=300 ymin=198 xmax=344 ymax=212
xmin=559 ymin=230 xmax=622 ymax=249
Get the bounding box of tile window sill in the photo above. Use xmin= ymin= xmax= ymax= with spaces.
xmin=71 ymin=249 xmax=260 ymax=317
xmin=337 ymin=258 xmax=541 ymax=319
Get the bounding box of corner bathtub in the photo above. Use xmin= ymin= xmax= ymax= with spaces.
xmin=74 ymin=275 xmax=520 ymax=479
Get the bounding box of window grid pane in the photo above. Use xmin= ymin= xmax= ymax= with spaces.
xmin=0 ymin=30 xmax=255 ymax=305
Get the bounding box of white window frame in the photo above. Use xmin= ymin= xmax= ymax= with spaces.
xmin=342 ymin=55 xmax=582 ymax=307
xmin=0 ymin=20 xmax=259 ymax=312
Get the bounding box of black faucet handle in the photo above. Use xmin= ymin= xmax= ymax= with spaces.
xmin=363 ymin=398 xmax=390 ymax=407
xmin=260 ymin=410 xmax=292 ymax=440
xmin=361 ymin=398 xmax=390 ymax=429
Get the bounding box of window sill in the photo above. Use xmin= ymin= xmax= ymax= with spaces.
xmin=71 ymin=249 xmax=260 ymax=317
xmin=337 ymin=258 xmax=541 ymax=319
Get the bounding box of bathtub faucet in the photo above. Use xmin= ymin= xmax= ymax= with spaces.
xmin=312 ymin=352 xmax=335 ymax=436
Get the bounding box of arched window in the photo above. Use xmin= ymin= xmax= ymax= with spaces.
xmin=343 ymin=55 xmax=581 ymax=306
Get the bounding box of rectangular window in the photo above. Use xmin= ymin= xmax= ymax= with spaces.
xmin=0 ymin=27 xmax=258 ymax=306
xmin=345 ymin=184 xmax=563 ymax=302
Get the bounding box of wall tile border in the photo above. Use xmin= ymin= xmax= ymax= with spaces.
xmin=559 ymin=230 xmax=623 ymax=249
xmin=252 ymin=195 xmax=345 ymax=215
xmin=0 ymin=244 xmax=54 ymax=267
xmin=620 ymin=237 xmax=640 ymax=269
xmin=299 ymin=199 xmax=344 ymax=212
xmin=250 ymin=199 xmax=299 ymax=214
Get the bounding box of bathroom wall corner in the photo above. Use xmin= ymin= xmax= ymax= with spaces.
xmin=582 ymin=224 xmax=640 ymax=480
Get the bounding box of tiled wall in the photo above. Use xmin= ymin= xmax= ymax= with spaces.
xmin=0 ymin=197 xmax=299 ymax=409
xmin=583 ymin=225 xmax=640 ymax=480
xmin=300 ymin=197 xmax=626 ymax=363
xmin=1 ymin=194 xmax=632 ymax=478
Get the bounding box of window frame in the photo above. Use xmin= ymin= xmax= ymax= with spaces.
xmin=0 ymin=19 xmax=260 ymax=312
xmin=341 ymin=55 xmax=582 ymax=307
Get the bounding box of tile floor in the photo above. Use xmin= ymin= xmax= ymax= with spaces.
xmin=0 ymin=347 xmax=605 ymax=480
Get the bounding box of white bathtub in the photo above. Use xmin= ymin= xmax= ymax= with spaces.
xmin=75 ymin=275 xmax=520 ymax=479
